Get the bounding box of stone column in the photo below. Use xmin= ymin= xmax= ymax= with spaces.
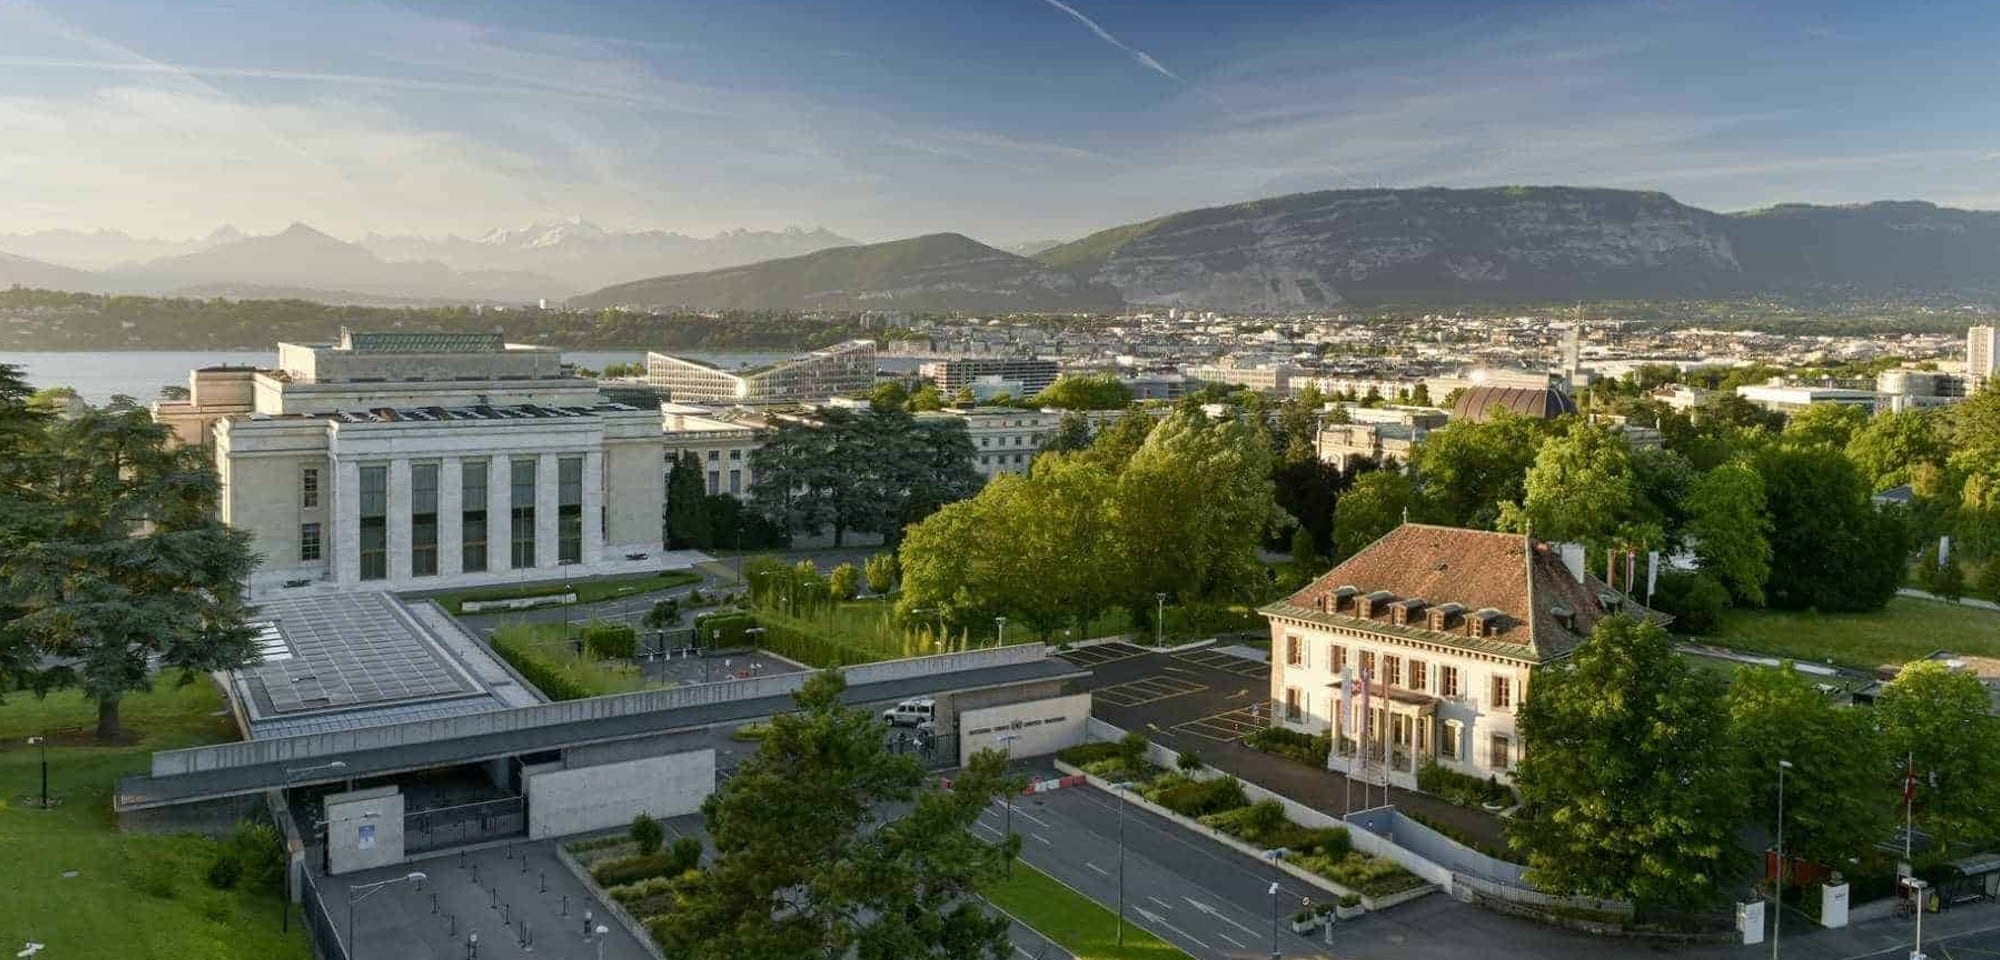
xmin=490 ymin=456 xmax=514 ymax=573
xmin=439 ymin=458 xmax=464 ymax=578
xmin=386 ymin=458 xmax=412 ymax=584
xmin=333 ymin=458 xmax=361 ymax=585
xmin=535 ymin=452 xmax=560 ymax=569
xmin=582 ymin=450 xmax=605 ymax=564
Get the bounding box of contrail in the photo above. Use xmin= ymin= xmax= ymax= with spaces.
xmin=1033 ymin=0 xmax=1180 ymax=82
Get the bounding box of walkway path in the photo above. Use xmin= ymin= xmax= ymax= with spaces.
xmin=1898 ymin=586 xmax=2000 ymax=612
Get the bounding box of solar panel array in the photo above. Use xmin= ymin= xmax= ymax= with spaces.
xmin=245 ymin=592 xmax=474 ymax=716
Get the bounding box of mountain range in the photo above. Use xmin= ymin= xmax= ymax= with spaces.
xmin=0 ymin=220 xmax=859 ymax=303
xmin=577 ymin=188 xmax=2000 ymax=313
xmin=9 ymin=188 xmax=2000 ymax=312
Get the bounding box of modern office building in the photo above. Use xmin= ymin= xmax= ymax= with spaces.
xmin=918 ymin=357 xmax=1061 ymax=398
xmin=1968 ymin=326 xmax=1998 ymax=394
xmin=1734 ymin=382 xmax=1881 ymax=414
xmin=645 ymin=340 xmax=877 ymax=405
xmin=1876 ymin=368 xmax=1969 ymax=411
xmin=154 ymin=330 xmax=670 ymax=596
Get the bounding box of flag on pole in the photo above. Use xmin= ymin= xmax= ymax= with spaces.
xmin=1646 ymin=551 xmax=1659 ymax=598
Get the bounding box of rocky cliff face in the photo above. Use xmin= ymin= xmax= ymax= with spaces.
xmin=1038 ymin=187 xmax=1744 ymax=310
xmin=572 ymin=233 xmax=1124 ymax=313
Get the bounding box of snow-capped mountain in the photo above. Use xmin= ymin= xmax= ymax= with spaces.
xmin=360 ymin=220 xmax=860 ymax=291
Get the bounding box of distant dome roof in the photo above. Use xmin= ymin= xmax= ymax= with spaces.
xmin=1452 ymin=384 xmax=1578 ymax=423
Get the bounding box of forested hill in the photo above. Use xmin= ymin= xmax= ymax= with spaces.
xmin=0 ymin=289 xmax=899 ymax=352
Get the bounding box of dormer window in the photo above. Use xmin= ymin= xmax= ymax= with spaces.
xmin=1332 ymin=586 xmax=1359 ymax=612
xmin=1469 ymin=608 xmax=1502 ymax=638
xmin=1360 ymin=590 xmax=1395 ymax=619
xmin=1598 ymin=591 xmax=1623 ymax=614
xmin=1427 ymin=601 xmax=1465 ymax=632
xmin=1390 ymin=597 xmax=1426 ymax=626
xmin=1551 ymin=604 xmax=1576 ymax=632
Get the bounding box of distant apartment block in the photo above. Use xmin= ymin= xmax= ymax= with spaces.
xmin=1969 ymin=326 xmax=1998 ymax=394
xmin=645 ymin=339 xmax=876 ymax=405
xmin=1186 ymin=360 xmax=1300 ymax=396
xmin=919 ymin=357 xmax=1061 ymax=397
xmin=153 ymin=330 xmax=668 ymax=596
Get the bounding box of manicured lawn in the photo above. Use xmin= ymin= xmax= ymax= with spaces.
xmin=1707 ymin=596 xmax=2000 ymax=671
xmin=0 ymin=684 xmax=311 ymax=960
xmin=489 ymin=621 xmax=652 ymax=698
xmin=420 ymin=569 xmax=701 ymax=615
xmin=983 ymin=859 xmax=1191 ymax=960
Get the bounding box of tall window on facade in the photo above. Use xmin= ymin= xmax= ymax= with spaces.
xmin=707 ymin=470 xmax=720 ymax=495
xmin=358 ymin=465 xmax=387 ymax=581
xmin=410 ymin=462 xmax=439 ymax=577
xmin=510 ymin=458 xmax=536 ymax=569
xmin=1490 ymin=675 xmax=1513 ymax=710
xmin=301 ymin=466 xmax=320 ymax=509
xmin=1408 ymin=660 xmax=1427 ymax=693
xmin=557 ymin=456 xmax=583 ymax=565
xmin=1285 ymin=635 xmax=1302 ymax=667
xmin=462 ymin=460 xmax=488 ymax=573
xmin=1329 ymin=644 xmax=1347 ymax=674
xmin=728 ymin=469 xmax=741 ymax=495
xmin=1441 ymin=665 xmax=1461 ymax=698
xmin=1284 ymin=687 xmax=1302 ymax=722
xmin=1490 ymin=733 xmax=1512 ymax=770
xmin=299 ymin=522 xmax=321 ymax=563
xmin=1383 ymin=655 xmax=1402 ymax=687
xmin=1442 ymin=720 xmax=1462 ymax=760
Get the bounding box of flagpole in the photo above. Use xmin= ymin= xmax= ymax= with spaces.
xmin=1905 ymin=752 xmax=1915 ymax=864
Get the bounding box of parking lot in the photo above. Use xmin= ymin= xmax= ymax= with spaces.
xmin=1172 ymin=648 xmax=1272 ymax=678
xmin=1057 ymin=641 xmax=1154 ymax=666
xmin=1061 ymin=643 xmax=1272 ymax=742
xmin=1172 ymin=705 xmax=1269 ymax=742
xmin=1094 ymin=674 xmax=1208 ymax=707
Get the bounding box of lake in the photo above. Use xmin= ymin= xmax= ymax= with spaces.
xmin=0 ymin=349 xmax=914 ymax=405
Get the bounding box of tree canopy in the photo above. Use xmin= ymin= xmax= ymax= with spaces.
xmin=1031 ymin=373 xmax=1134 ymax=411
xmin=1507 ymin=616 xmax=1742 ymax=908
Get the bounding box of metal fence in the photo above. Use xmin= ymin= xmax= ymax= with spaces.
xmin=300 ymin=869 xmax=349 ymax=960
xmin=402 ymin=795 xmax=526 ymax=855
xmin=886 ymin=727 xmax=960 ymax=769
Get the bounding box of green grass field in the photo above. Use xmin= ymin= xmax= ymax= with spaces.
xmin=0 ymin=683 xmax=311 ymax=960
xmin=420 ymin=568 xmax=701 ymax=615
xmin=1707 ymin=596 xmax=2000 ymax=671
xmin=983 ymin=859 xmax=1190 ymax=960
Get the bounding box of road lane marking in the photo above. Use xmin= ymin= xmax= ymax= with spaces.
xmin=1186 ymin=896 xmax=1263 ymax=938
xmin=1148 ymin=896 xmax=1173 ymax=911
xmin=1218 ymin=932 xmax=1247 ymax=949
xmin=1086 ymin=862 xmax=1110 ymax=877
xmin=1133 ymin=906 xmax=1210 ymax=951
xmin=1032 ymin=833 xmax=1051 ymax=845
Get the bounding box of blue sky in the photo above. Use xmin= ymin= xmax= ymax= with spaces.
xmin=2 ymin=0 xmax=1996 ymax=245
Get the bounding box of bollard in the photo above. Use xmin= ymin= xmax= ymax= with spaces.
xmin=490 ymin=886 xmax=498 ymax=909
xmin=449 ymin=914 xmax=456 ymax=937
xmin=471 ymin=863 xmax=479 ymax=886
xmin=505 ymin=845 xmax=513 ymax=860
xmin=540 ymin=871 xmax=546 ymax=893
xmin=561 ymin=895 xmax=568 ymax=917
xmin=466 ymin=931 xmax=478 ymax=960
xmin=459 ymin=850 xmax=467 ymax=870
xmin=432 ymin=891 xmax=440 ymax=915
xmin=520 ymin=852 xmax=527 ymax=875
xmin=502 ymin=904 xmax=511 ymax=928
xmin=583 ymin=909 xmax=593 ymax=939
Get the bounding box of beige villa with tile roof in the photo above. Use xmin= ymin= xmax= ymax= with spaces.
xmin=1260 ymin=523 xmax=1659 ymax=790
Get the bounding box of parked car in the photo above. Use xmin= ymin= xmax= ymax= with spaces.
xmin=882 ymin=698 xmax=936 ymax=727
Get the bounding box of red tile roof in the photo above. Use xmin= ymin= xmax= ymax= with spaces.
xmin=1268 ymin=523 xmax=1652 ymax=662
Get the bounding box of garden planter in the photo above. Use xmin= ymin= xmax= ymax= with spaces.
xmin=1335 ymin=903 xmax=1367 ymax=921
xmin=1291 ymin=917 xmax=1321 ymax=934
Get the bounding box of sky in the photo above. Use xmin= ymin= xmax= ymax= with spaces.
xmin=2 ymin=0 xmax=1998 ymax=246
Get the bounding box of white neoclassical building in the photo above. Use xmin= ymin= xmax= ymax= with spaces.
xmin=156 ymin=330 xmax=673 ymax=596
xmin=1261 ymin=524 xmax=1655 ymax=789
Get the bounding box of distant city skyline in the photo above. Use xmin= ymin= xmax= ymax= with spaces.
xmin=3 ymin=0 xmax=1998 ymax=245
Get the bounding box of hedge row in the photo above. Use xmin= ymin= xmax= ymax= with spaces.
xmin=581 ymin=621 xmax=637 ymax=660
xmin=590 ymin=838 xmax=702 ymax=887
xmin=490 ymin=630 xmax=590 ymax=701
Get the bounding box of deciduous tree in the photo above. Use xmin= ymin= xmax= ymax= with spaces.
xmin=1507 ymin=616 xmax=1742 ymax=908
xmin=666 ymin=450 xmax=713 ymax=548
xmin=1499 ymin=421 xmax=1636 ymax=548
xmin=1875 ymin=660 xmax=2000 ymax=849
xmin=1727 ymin=664 xmax=1891 ymax=867
xmin=1755 ymin=444 xmax=1908 ymax=612
xmin=1684 ymin=462 xmax=1773 ymax=605
xmin=1333 ymin=471 xmax=1415 ymax=560
xmin=1032 ymin=373 xmax=1133 ymax=411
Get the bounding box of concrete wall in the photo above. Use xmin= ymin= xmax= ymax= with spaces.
xmin=957 ymin=693 xmax=1090 ymax=766
xmin=602 ymin=436 xmax=666 ymax=550
xmin=117 ymin=790 xmax=266 ymax=836
xmin=324 ymin=785 xmax=406 ymax=876
xmin=151 ymin=644 xmax=1053 ymax=777
xmin=525 ymin=749 xmax=714 ymax=839
xmin=1347 ymin=806 xmax=1529 ymax=887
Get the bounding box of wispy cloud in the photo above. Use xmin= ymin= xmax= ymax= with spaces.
xmin=1032 ymin=0 xmax=1179 ymax=82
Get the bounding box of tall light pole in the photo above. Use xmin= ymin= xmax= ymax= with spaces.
xmin=1772 ymin=759 xmax=1791 ymax=960
xmin=1114 ymin=781 xmax=1134 ymax=947
xmin=26 ymin=735 xmax=46 ymax=809
xmin=1262 ymin=847 xmax=1287 ymax=960
xmin=1155 ymin=593 xmax=1166 ymax=647
xmin=348 ymin=871 xmax=427 ymax=958
xmin=1905 ymin=877 xmax=1929 ymax=960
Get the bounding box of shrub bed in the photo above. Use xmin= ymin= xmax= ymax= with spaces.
xmin=491 ymin=628 xmax=591 ymax=700
xmin=582 ymin=621 xmax=638 ymax=660
xmin=591 ymin=852 xmax=680 ymax=887
xmin=1244 ymin=726 xmax=1331 ymax=766
xmin=1415 ymin=762 xmax=1511 ymax=809
xmin=1140 ymin=773 xmax=1247 ymax=818
xmin=1404 ymin=810 xmax=1512 ymax=861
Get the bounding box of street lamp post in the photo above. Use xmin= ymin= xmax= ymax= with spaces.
xmin=347 ymin=871 xmax=427 ymax=958
xmin=1155 ymin=593 xmax=1166 ymax=647
xmin=595 ymin=924 xmax=611 ymax=960
xmin=1773 ymin=759 xmax=1792 ymax=960
xmin=1262 ymin=848 xmax=1287 ymax=960
xmin=1905 ymin=877 xmax=1930 ymax=959
xmin=994 ymin=616 xmax=1007 ymax=648
xmin=26 ymin=735 xmax=46 ymax=809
